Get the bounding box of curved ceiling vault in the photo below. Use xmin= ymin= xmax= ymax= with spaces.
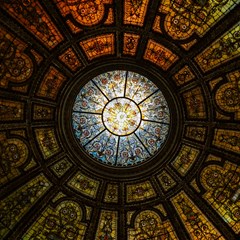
xmin=0 ymin=0 xmax=240 ymax=239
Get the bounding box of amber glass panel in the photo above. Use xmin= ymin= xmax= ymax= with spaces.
xmin=201 ymin=162 xmax=240 ymax=234
xmin=215 ymin=70 xmax=240 ymax=120
xmin=144 ymin=39 xmax=178 ymax=70
xmin=80 ymin=34 xmax=115 ymax=60
xmin=172 ymin=145 xmax=200 ymax=176
xmin=196 ymin=23 xmax=240 ymax=72
xmin=128 ymin=210 xmax=178 ymax=239
xmin=173 ymin=65 xmax=195 ymax=86
xmin=213 ymin=129 xmax=240 ymax=154
xmin=123 ymin=33 xmax=140 ymax=56
xmin=160 ymin=0 xmax=238 ymax=40
xmin=59 ymin=48 xmax=82 ymax=72
xmin=35 ymin=128 xmax=60 ymax=159
xmin=67 ymin=172 xmax=100 ymax=198
xmin=95 ymin=210 xmax=117 ymax=239
xmin=182 ymin=87 xmax=206 ymax=119
xmin=0 ymin=174 xmax=51 ymax=239
xmin=124 ymin=0 xmax=149 ymax=26
xmin=23 ymin=201 xmax=86 ymax=240
xmin=0 ymin=133 xmax=29 ymax=185
xmin=172 ymin=191 xmax=225 ymax=239
xmin=0 ymin=27 xmax=33 ymax=88
xmin=36 ymin=67 xmax=67 ymax=100
xmin=2 ymin=1 xmax=63 ymax=49
xmin=126 ymin=181 xmax=156 ymax=203
xmin=54 ymin=0 xmax=113 ymax=26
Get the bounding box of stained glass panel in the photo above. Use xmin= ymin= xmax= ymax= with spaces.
xmin=128 ymin=210 xmax=178 ymax=239
xmin=54 ymin=0 xmax=113 ymax=27
xmin=0 ymin=133 xmax=29 ymax=185
xmin=80 ymin=34 xmax=115 ymax=60
xmin=95 ymin=210 xmax=117 ymax=239
xmin=172 ymin=191 xmax=225 ymax=239
xmin=126 ymin=181 xmax=156 ymax=203
xmin=0 ymin=27 xmax=33 ymax=88
xmin=124 ymin=0 xmax=149 ymax=26
xmin=157 ymin=170 xmax=176 ymax=191
xmin=215 ymin=70 xmax=240 ymax=120
xmin=23 ymin=200 xmax=86 ymax=240
xmin=59 ymin=48 xmax=82 ymax=72
xmin=36 ymin=67 xmax=67 ymax=100
xmin=196 ymin=23 xmax=240 ymax=72
xmin=185 ymin=126 xmax=207 ymax=142
xmin=0 ymin=99 xmax=24 ymax=121
xmin=160 ymin=0 xmax=238 ymax=40
xmin=173 ymin=65 xmax=195 ymax=86
xmin=213 ymin=129 xmax=240 ymax=154
xmin=144 ymin=39 xmax=178 ymax=70
xmin=172 ymin=145 xmax=200 ymax=176
xmin=182 ymin=87 xmax=207 ymax=119
xmin=0 ymin=174 xmax=51 ymax=238
xmin=201 ymin=162 xmax=240 ymax=234
xmin=72 ymin=71 xmax=170 ymax=167
xmin=35 ymin=128 xmax=60 ymax=159
xmin=104 ymin=184 xmax=118 ymax=203
xmin=123 ymin=33 xmax=140 ymax=56
xmin=67 ymin=172 xmax=100 ymax=198
xmin=2 ymin=0 xmax=63 ymax=49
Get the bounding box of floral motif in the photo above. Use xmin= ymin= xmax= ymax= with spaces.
xmin=72 ymin=71 xmax=170 ymax=166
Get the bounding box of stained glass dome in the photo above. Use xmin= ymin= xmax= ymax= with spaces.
xmin=72 ymin=70 xmax=170 ymax=166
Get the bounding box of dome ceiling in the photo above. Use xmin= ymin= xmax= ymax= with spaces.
xmin=0 ymin=0 xmax=240 ymax=239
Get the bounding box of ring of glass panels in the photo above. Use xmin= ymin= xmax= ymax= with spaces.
xmin=72 ymin=70 xmax=170 ymax=167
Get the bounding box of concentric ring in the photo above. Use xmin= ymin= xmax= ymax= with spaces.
xmin=72 ymin=70 xmax=170 ymax=167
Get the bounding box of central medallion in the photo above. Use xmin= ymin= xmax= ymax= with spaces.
xmin=72 ymin=70 xmax=170 ymax=167
xmin=103 ymin=97 xmax=141 ymax=136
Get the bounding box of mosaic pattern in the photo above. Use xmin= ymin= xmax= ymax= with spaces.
xmin=124 ymin=0 xmax=149 ymax=26
xmin=67 ymin=172 xmax=100 ymax=198
xmin=182 ymin=87 xmax=207 ymax=119
xmin=36 ymin=66 xmax=67 ymax=100
xmin=23 ymin=200 xmax=86 ymax=240
xmin=59 ymin=48 xmax=82 ymax=72
xmin=128 ymin=210 xmax=178 ymax=239
xmin=172 ymin=145 xmax=200 ymax=176
xmin=173 ymin=65 xmax=195 ymax=86
xmin=104 ymin=184 xmax=118 ymax=203
xmin=103 ymin=98 xmax=141 ymax=135
xmin=1 ymin=1 xmax=239 ymax=239
xmin=126 ymin=181 xmax=156 ymax=203
xmin=144 ymin=39 xmax=178 ymax=70
xmin=185 ymin=126 xmax=207 ymax=142
xmin=0 ymin=133 xmax=29 ymax=185
xmin=35 ymin=128 xmax=60 ymax=159
xmin=33 ymin=104 xmax=54 ymax=120
xmin=213 ymin=129 xmax=240 ymax=154
xmin=172 ymin=191 xmax=225 ymax=239
xmin=2 ymin=0 xmax=63 ymax=49
xmin=50 ymin=158 xmax=73 ymax=178
xmin=80 ymin=34 xmax=115 ymax=60
xmin=123 ymin=33 xmax=140 ymax=56
xmin=54 ymin=0 xmax=113 ymax=26
xmin=0 ymin=27 xmax=33 ymax=88
xmin=160 ymin=0 xmax=238 ymax=40
xmin=215 ymin=70 xmax=240 ymax=120
xmin=196 ymin=23 xmax=240 ymax=72
xmin=95 ymin=210 xmax=117 ymax=239
xmin=0 ymin=174 xmax=51 ymax=238
xmin=157 ymin=170 xmax=176 ymax=191
xmin=201 ymin=162 xmax=240 ymax=234
xmin=0 ymin=99 xmax=24 ymax=121
xmin=72 ymin=70 xmax=170 ymax=166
